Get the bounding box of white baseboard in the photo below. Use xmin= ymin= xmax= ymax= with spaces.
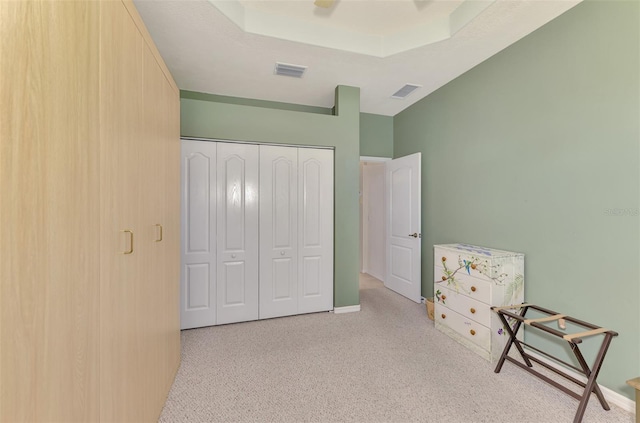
xmin=333 ymin=305 xmax=361 ymax=314
xmin=524 ymin=349 xmax=636 ymax=413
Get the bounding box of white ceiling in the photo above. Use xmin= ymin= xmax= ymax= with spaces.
xmin=134 ymin=0 xmax=581 ymax=116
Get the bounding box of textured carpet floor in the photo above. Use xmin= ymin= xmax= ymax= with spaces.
xmin=159 ymin=274 xmax=633 ymax=423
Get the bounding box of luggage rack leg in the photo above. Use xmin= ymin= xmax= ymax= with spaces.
xmin=493 ymin=305 xmax=531 ymax=373
xmin=571 ymin=333 xmax=614 ymax=423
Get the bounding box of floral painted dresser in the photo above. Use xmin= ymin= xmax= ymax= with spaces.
xmin=433 ymin=244 xmax=524 ymax=363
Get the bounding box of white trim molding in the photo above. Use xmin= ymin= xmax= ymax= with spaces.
xmin=333 ymin=305 xmax=361 ymax=314
xmin=360 ymin=156 xmax=391 ymax=163
xmin=524 ymin=349 xmax=636 ymax=414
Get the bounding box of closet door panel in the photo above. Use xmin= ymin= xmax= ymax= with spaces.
xmin=259 ymin=145 xmax=298 ymax=319
xmin=99 ymin=1 xmax=147 ymax=421
xmin=217 ymin=143 xmax=259 ymax=324
xmin=166 ymin=89 xmax=182 ymax=380
xmin=298 ymin=149 xmax=334 ymax=313
xmin=0 ymin=2 xmax=100 ymax=420
xmin=141 ymin=41 xmax=168 ymax=419
xmin=181 ymin=141 xmax=217 ymax=329
xmin=160 ymin=60 xmax=181 ymax=387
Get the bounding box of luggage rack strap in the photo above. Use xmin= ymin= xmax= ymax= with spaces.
xmin=563 ymin=327 xmax=611 ymax=342
xmin=524 ymin=314 xmax=567 ymax=325
xmin=491 ymin=303 xmax=532 ymax=311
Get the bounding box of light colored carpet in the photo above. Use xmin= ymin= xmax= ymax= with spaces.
xmin=159 ymin=274 xmax=633 ymax=423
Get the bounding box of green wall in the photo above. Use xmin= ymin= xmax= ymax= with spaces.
xmin=394 ymin=0 xmax=639 ymax=400
xmin=181 ymin=86 xmax=361 ymax=308
xmin=360 ymin=113 xmax=393 ymax=157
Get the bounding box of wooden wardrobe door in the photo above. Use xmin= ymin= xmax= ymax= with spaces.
xmin=162 ymin=58 xmax=182 ymax=391
xmin=99 ymin=1 xmax=147 ymax=421
xmin=216 ymin=143 xmax=259 ymax=324
xmin=298 ymin=148 xmax=334 ymax=314
xmin=0 ymin=2 xmax=100 ymax=421
xmin=141 ymin=40 xmax=171 ymax=419
xmin=259 ymin=145 xmax=299 ymax=319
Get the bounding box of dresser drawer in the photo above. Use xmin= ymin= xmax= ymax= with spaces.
xmin=434 ymin=265 xmax=491 ymax=304
xmin=435 ymin=247 xmax=497 ymax=281
xmin=435 ymin=303 xmax=490 ymax=351
xmin=435 ymin=285 xmax=491 ymax=326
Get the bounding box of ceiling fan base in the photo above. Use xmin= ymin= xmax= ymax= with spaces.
xmin=314 ymin=0 xmax=335 ymax=9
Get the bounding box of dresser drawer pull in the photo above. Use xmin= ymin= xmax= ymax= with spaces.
xmin=441 ymin=314 xmax=446 ymax=319
xmin=442 ymin=256 xmax=446 ymax=262
xmin=470 ymin=286 xmax=477 ymax=292
xmin=441 ymin=294 xmax=446 ymax=300
xmin=441 ymin=276 xmax=447 ymax=281
xmin=470 ymin=308 xmax=476 ymax=314
xmin=470 ymin=329 xmax=476 ymax=336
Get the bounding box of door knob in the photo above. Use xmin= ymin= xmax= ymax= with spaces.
xmin=408 ymin=233 xmax=418 ymax=238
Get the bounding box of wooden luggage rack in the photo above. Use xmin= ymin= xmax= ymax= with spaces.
xmin=491 ymin=304 xmax=618 ymax=423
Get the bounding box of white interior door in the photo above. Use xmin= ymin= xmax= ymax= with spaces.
xmin=217 ymin=143 xmax=259 ymax=324
xmin=385 ymin=153 xmax=421 ymax=303
xmin=180 ymin=140 xmax=217 ymax=329
xmin=259 ymin=145 xmax=298 ymax=319
xmin=298 ymin=148 xmax=334 ymax=313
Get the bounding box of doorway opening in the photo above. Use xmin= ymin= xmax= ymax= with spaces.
xmin=359 ymin=156 xmax=390 ymax=283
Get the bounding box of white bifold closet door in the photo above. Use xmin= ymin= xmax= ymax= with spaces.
xmin=259 ymin=146 xmax=298 ymax=319
xmin=180 ymin=141 xmax=217 ymax=329
xmin=180 ymin=140 xmax=332 ymax=329
xmin=297 ymin=148 xmax=333 ymax=314
xmin=259 ymin=146 xmax=333 ymax=318
xmin=216 ymin=142 xmax=259 ymax=325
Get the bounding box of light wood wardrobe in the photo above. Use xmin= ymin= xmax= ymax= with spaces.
xmin=0 ymin=1 xmax=180 ymax=422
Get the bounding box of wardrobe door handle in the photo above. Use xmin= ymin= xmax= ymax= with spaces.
xmin=122 ymin=230 xmax=134 ymax=254
xmin=155 ymin=224 xmax=163 ymax=242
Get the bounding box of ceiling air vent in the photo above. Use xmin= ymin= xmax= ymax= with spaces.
xmin=274 ymin=62 xmax=307 ymax=78
xmin=391 ymin=84 xmax=421 ymax=99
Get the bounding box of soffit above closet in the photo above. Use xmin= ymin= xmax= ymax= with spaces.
xmin=134 ymin=0 xmax=582 ymax=117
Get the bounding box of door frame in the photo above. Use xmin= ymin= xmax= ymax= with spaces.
xmin=181 ymin=136 xmax=334 ymax=151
